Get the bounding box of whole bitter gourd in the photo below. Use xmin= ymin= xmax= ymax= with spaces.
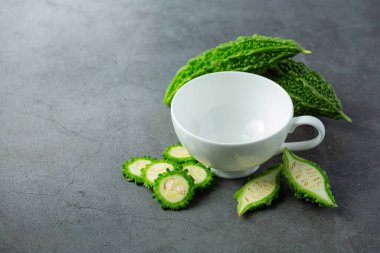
xmin=153 ymin=169 xmax=195 ymax=209
xmin=282 ymin=148 xmax=337 ymax=207
xmin=164 ymin=34 xmax=310 ymax=105
xmin=257 ymin=59 xmax=351 ymax=122
xmin=234 ymin=164 xmax=282 ymax=216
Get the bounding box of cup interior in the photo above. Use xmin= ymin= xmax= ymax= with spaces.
xmin=171 ymin=71 xmax=293 ymax=144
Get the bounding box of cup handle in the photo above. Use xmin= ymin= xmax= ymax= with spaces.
xmin=276 ymin=116 xmax=325 ymax=155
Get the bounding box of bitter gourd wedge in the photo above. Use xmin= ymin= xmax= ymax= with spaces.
xmin=162 ymin=144 xmax=195 ymax=163
xmin=153 ymin=169 xmax=195 ymax=210
xmin=122 ymin=156 xmax=155 ymax=184
xmin=257 ymin=59 xmax=351 ymax=122
xmin=182 ymin=161 xmax=213 ymax=189
xmin=282 ymin=148 xmax=337 ymax=207
xmin=164 ymin=34 xmax=310 ymax=106
xmin=141 ymin=159 xmax=178 ymax=188
xmin=234 ymin=164 xmax=282 ymax=216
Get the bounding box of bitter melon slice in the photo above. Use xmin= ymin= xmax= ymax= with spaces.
xmin=122 ymin=157 xmax=155 ymax=184
xmin=234 ymin=165 xmax=282 ymax=216
xmin=153 ymin=169 xmax=195 ymax=209
xmin=182 ymin=162 xmax=213 ymax=189
xmin=162 ymin=144 xmax=195 ymax=163
xmin=141 ymin=159 xmax=178 ymax=188
xmin=282 ymin=148 xmax=337 ymax=207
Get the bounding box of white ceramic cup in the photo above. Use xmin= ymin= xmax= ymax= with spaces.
xmin=171 ymin=71 xmax=325 ymax=179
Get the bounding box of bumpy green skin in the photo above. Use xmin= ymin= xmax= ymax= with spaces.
xmin=141 ymin=159 xmax=179 ymax=189
xmin=164 ymin=34 xmax=310 ymax=106
xmin=257 ymin=59 xmax=351 ymax=122
xmin=234 ymin=164 xmax=282 ymax=216
xmin=181 ymin=161 xmax=213 ymax=189
xmin=122 ymin=156 xmax=155 ymax=184
xmin=162 ymin=144 xmax=196 ymax=163
xmin=282 ymin=148 xmax=337 ymax=207
xmin=153 ymin=169 xmax=195 ymax=210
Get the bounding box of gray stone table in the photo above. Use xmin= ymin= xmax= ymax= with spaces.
xmin=1 ymin=0 xmax=379 ymax=252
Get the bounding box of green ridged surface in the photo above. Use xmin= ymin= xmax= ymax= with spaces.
xmin=153 ymin=169 xmax=195 ymax=210
xmin=234 ymin=164 xmax=282 ymax=216
xmin=164 ymin=34 xmax=309 ymax=105
xmin=257 ymin=59 xmax=351 ymax=122
xmin=282 ymin=148 xmax=337 ymax=207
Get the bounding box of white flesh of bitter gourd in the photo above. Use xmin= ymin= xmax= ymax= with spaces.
xmin=235 ymin=165 xmax=281 ymax=216
xmin=122 ymin=157 xmax=154 ymax=184
xmin=153 ymin=169 xmax=195 ymax=209
xmin=159 ymin=175 xmax=190 ymax=203
xmin=282 ymin=148 xmax=337 ymax=207
xmin=162 ymin=144 xmax=195 ymax=163
xmin=142 ymin=160 xmax=177 ymax=188
xmin=182 ymin=162 xmax=213 ymax=189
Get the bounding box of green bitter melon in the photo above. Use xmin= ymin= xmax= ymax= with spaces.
xmin=153 ymin=169 xmax=195 ymax=209
xmin=282 ymin=148 xmax=337 ymax=207
xmin=122 ymin=156 xmax=155 ymax=184
xmin=257 ymin=59 xmax=351 ymax=122
xmin=162 ymin=144 xmax=195 ymax=163
xmin=141 ymin=159 xmax=179 ymax=188
xmin=234 ymin=164 xmax=282 ymax=216
xmin=182 ymin=161 xmax=213 ymax=189
xmin=164 ymin=34 xmax=310 ymax=105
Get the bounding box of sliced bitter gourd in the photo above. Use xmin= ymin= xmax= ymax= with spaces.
xmin=153 ymin=169 xmax=195 ymax=209
xmin=182 ymin=162 xmax=213 ymax=189
xmin=234 ymin=165 xmax=282 ymax=216
xmin=141 ymin=159 xmax=178 ymax=188
xmin=162 ymin=144 xmax=195 ymax=163
xmin=282 ymin=148 xmax=337 ymax=207
xmin=122 ymin=157 xmax=155 ymax=184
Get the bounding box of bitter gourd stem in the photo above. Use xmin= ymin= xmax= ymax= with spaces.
xmin=339 ymin=111 xmax=352 ymax=123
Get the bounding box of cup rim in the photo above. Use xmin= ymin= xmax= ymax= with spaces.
xmin=171 ymin=71 xmax=294 ymax=146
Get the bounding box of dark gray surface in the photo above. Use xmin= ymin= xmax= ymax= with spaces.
xmin=1 ymin=0 xmax=379 ymax=252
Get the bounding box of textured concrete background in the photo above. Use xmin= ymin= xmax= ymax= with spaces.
xmin=0 ymin=0 xmax=379 ymax=252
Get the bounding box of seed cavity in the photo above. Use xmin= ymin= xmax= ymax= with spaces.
xmin=289 ymin=161 xmax=323 ymax=190
xmin=164 ymin=178 xmax=174 ymax=190
xmin=159 ymin=175 xmax=189 ymax=203
xmin=176 ymin=185 xmax=186 ymax=195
